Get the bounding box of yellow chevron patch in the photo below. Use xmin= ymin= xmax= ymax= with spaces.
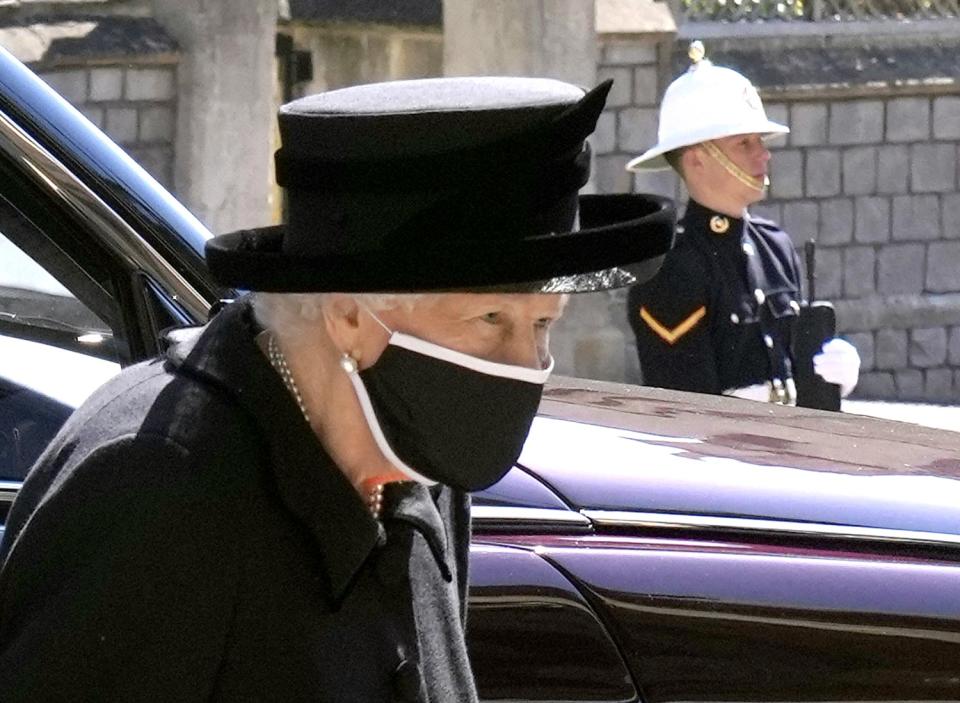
xmin=639 ymin=305 xmax=706 ymax=345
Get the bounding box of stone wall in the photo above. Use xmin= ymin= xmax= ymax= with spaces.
xmin=40 ymin=61 xmax=176 ymax=188
xmin=0 ymin=15 xmax=179 ymax=190
xmin=1 ymin=3 xmax=279 ymax=237
xmin=580 ymin=35 xmax=680 ymax=383
xmin=755 ymin=88 xmax=960 ymax=402
xmin=443 ymin=0 xmax=596 ymax=86
xmin=592 ymin=24 xmax=960 ymax=402
xmin=151 ymin=0 xmax=278 ymax=236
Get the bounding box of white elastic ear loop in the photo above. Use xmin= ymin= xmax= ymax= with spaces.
xmin=356 ymin=299 xmax=394 ymax=335
xmin=387 ymin=333 xmax=554 ymax=383
xmin=344 ymin=299 xmax=436 ymax=485
xmin=356 ymin=298 xmax=553 ymax=380
xmin=344 ymin=368 xmax=437 ymax=485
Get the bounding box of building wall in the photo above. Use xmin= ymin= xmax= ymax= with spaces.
xmin=590 ymin=27 xmax=960 ymax=402
xmin=3 ymin=1 xmax=278 ymax=237
xmin=562 ymin=35 xmax=678 ymax=384
xmin=38 ymin=59 xmax=177 ymax=189
xmin=284 ymin=21 xmax=442 ymax=96
xmin=151 ymin=0 xmax=278 ymax=236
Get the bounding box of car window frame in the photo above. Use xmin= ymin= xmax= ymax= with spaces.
xmin=0 ymin=179 xmax=122 ymax=360
xmin=0 ymin=100 xmax=213 ymax=497
xmin=0 ymin=104 xmax=209 ymax=363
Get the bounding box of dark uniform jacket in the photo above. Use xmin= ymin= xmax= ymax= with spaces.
xmin=628 ymin=199 xmax=803 ymax=396
xmin=0 ymin=299 xmax=477 ymax=703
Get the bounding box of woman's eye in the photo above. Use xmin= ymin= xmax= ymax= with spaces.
xmin=480 ymin=312 xmax=501 ymax=325
xmin=535 ymin=317 xmax=553 ymax=330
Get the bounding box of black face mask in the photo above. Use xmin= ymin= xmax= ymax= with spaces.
xmin=347 ymin=331 xmax=552 ymax=492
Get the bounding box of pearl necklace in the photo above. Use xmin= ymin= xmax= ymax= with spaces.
xmin=364 ymin=480 xmax=385 ymax=520
xmin=266 ymin=334 xmax=385 ymax=520
xmin=267 ymin=334 xmax=309 ymax=423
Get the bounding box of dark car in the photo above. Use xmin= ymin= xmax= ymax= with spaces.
xmin=2 ymin=46 xmax=960 ymax=702
xmin=471 ymin=378 xmax=960 ymax=700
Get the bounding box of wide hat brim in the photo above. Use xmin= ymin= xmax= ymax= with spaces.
xmin=205 ymin=192 xmax=675 ymax=294
xmin=626 ymin=119 xmax=790 ymax=172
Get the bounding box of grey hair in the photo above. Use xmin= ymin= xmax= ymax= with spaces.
xmin=251 ymin=292 xmax=426 ymax=337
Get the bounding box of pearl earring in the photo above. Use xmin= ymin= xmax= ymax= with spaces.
xmin=340 ymin=353 xmax=358 ymax=374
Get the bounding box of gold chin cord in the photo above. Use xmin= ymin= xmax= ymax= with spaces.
xmin=701 ymin=140 xmax=768 ymax=193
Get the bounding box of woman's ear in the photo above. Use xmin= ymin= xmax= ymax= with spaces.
xmin=321 ymin=296 xmax=392 ymax=368
xmin=321 ymin=295 xmax=362 ymax=356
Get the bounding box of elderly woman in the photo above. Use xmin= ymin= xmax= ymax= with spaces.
xmin=0 ymin=76 xmax=673 ymax=701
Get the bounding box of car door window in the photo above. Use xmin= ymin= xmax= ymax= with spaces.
xmin=0 ymin=229 xmax=111 ymax=336
xmin=0 ymin=229 xmax=120 ymax=484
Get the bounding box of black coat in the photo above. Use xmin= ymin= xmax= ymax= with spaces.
xmin=0 ymin=299 xmax=478 ymax=703
xmin=627 ymin=199 xmax=803 ymax=395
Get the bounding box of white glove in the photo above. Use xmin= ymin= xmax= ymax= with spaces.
xmin=813 ymin=337 xmax=860 ymax=397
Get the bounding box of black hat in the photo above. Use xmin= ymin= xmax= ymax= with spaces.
xmin=205 ymin=76 xmax=675 ymax=293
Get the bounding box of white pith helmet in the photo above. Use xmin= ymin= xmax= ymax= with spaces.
xmin=626 ymin=41 xmax=789 ymax=172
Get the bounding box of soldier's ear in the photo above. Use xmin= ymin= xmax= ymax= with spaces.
xmin=684 ymin=145 xmax=706 ymax=172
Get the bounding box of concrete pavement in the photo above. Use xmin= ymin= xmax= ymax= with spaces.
xmin=842 ymin=399 xmax=960 ymax=433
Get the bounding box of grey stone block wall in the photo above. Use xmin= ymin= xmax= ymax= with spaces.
xmin=763 ymin=92 xmax=960 ymax=402
xmin=842 ymin=147 xmax=877 ymax=196
xmin=806 ymin=149 xmax=841 ymax=198
xmin=596 ymin=38 xmax=680 ymax=204
xmin=587 ymin=37 xmax=682 ymax=384
xmin=829 ymin=100 xmax=884 ymax=145
xmin=37 ymin=61 xmax=177 ymax=188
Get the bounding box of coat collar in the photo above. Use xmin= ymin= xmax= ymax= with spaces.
xmin=382 ymin=483 xmax=452 ymax=583
xmin=682 ymin=199 xmax=744 ymax=239
xmin=164 ymin=297 xmax=383 ymax=602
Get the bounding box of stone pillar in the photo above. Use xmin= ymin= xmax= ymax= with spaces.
xmin=443 ymin=0 xmax=597 ymax=86
xmin=151 ymin=0 xmax=277 ymax=234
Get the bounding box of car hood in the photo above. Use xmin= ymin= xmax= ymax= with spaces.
xmin=481 ymin=376 xmax=960 ymax=538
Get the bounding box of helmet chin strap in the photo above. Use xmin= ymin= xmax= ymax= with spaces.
xmin=701 ymin=140 xmax=768 ymax=193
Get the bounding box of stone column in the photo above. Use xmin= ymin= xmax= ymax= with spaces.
xmin=443 ymin=0 xmax=597 ymax=87
xmin=151 ymin=0 xmax=277 ymax=234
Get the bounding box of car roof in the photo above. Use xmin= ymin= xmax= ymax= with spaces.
xmin=512 ymin=375 xmax=960 ymax=539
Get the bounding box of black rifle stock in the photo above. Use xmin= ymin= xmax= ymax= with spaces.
xmin=794 ymin=240 xmax=842 ymax=411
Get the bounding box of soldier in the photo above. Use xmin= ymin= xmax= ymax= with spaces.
xmin=625 ymin=42 xmax=860 ymax=405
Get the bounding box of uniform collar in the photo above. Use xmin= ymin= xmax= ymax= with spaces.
xmin=682 ymin=199 xmax=745 ymax=237
xmin=163 ymin=297 xmax=383 ymax=603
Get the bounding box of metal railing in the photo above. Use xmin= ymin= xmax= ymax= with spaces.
xmin=683 ymin=0 xmax=960 ymax=21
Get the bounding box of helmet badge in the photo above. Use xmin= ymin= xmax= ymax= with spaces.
xmin=689 ymin=40 xmax=706 ymax=65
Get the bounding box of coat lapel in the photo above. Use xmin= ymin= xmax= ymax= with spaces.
xmin=165 ymin=298 xmax=382 ymax=602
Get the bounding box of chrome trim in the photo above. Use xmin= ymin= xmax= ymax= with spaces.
xmin=584 ymin=509 xmax=960 ymax=549
xmin=0 ymin=480 xmax=21 ymax=504
xmin=471 ymin=506 xmax=591 ymax=527
xmin=0 ymin=109 xmax=210 ymax=321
